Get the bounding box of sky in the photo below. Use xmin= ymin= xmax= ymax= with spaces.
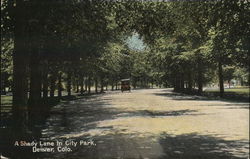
xmin=125 ymin=33 xmax=146 ymax=51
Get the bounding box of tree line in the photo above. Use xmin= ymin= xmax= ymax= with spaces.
xmin=1 ymin=0 xmax=249 ymax=126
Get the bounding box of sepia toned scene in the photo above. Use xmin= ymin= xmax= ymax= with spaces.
xmin=1 ymin=0 xmax=249 ymax=159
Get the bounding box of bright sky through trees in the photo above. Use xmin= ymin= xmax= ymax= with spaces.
xmin=126 ymin=33 xmax=146 ymax=51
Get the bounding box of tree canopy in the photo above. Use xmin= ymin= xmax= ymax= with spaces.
xmin=1 ymin=0 xmax=249 ymax=127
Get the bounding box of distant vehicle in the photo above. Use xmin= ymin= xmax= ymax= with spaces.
xmin=121 ymin=79 xmax=131 ymax=92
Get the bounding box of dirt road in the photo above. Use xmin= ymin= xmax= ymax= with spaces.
xmin=40 ymin=89 xmax=249 ymax=159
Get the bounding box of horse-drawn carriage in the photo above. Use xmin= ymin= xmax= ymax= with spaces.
xmin=121 ymin=79 xmax=131 ymax=92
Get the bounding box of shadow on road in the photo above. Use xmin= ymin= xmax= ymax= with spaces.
xmin=2 ymin=90 xmax=248 ymax=159
xmin=159 ymin=133 xmax=249 ymax=159
xmin=41 ymin=95 xmax=201 ymax=139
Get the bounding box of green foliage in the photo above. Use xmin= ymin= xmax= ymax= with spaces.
xmin=223 ymin=66 xmax=236 ymax=82
xmin=1 ymin=0 xmax=249 ymax=95
xmin=233 ymin=67 xmax=249 ymax=85
xmin=1 ymin=38 xmax=13 ymax=90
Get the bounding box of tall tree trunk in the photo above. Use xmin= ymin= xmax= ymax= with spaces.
xmin=197 ymin=71 xmax=203 ymax=94
xmin=29 ymin=52 xmax=42 ymax=117
xmin=88 ymin=76 xmax=91 ymax=94
xmin=111 ymin=84 xmax=114 ymax=91
xmin=196 ymin=51 xmax=203 ymax=94
xmin=42 ymin=61 xmax=48 ymax=98
xmin=72 ymin=77 xmax=76 ymax=92
xmin=12 ymin=43 xmax=29 ymax=127
xmin=188 ymin=72 xmax=193 ymax=91
xmin=85 ymin=77 xmax=88 ymax=93
xmin=100 ymin=78 xmax=104 ymax=93
xmin=49 ymin=72 xmax=56 ymax=98
xmin=12 ymin=0 xmax=29 ymax=132
xmin=95 ymin=78 xmax=98 ymax=93
xmin=240 ymin=79 xmax=243 ymax=86
xmin=197 ymin=63 xmax=203 ymax=94
xmin=115 ymin=81 xmax=118 ymax=90
xmin=28 ymin=14 xmax=42 ymax=121
xmin=218 ymin=61 xmax=224 ymax=97
xmin=180 ymin=74 xmax=185 ymax=91
xmin=133 ymin=79 xmax=137 ymax=89
xmin=76 ymin=79 xmax=79 ymax=93
xmin=58 ymin=72 xmax=62 ymax=98
xmin=80 ymin=75 xmax=84 ymax=95
xmin=12 ymin=4 xmax=30 ymax=157
xmin=67 ymin=72 xmax=72 ymax=96
xmin=174 ymin=76 xmax=180 ymax=91
xmin=111 ymin=78 xmax=114 ymax=91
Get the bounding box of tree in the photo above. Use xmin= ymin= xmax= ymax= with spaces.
xmin=223 ymin=66 xmax=236 ymax=88
xmin=207 ymin=0 xmax=249 ymax=96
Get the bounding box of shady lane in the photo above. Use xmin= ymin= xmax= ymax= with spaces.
xmin=39 ymin=88 xmax=249 ymax=159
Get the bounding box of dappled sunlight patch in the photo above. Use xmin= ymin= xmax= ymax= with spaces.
xmin=55 ymin=128 xmax=112 ymax=139
xmin=106 ymin=89 xmax=247 ymax=112
xmin=38 ymin=89 xmax=249 ymax=159
xmin=93 ymin=111 xmax=249 ymax=141
xmin=48 ymin=89 xmax=249 ymax=142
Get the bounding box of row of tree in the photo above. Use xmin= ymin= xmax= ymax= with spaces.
xmin=1 ymin=0 xmax=249 ymax=127
xmin=141 ymin=1 xmax=249 ymax=95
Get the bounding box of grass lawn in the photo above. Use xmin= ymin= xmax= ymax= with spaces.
xmin=224 ymin=88 xmax=249 ymax=94
xmin=205 ymin=87 xmax=249 ymax=97
xmin=1 ymin=95 xmax=12 ymax=105
xmin=1 ymin=95 xmax=12 ymax=113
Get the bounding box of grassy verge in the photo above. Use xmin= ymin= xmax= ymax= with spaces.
xmin=204 ymin=87 xmax=249 ymax=102
xmin=205 ymin=87 xmax=249 ymax=96
xmin=0 ymin=90 xmax=106 ymax=113
xmin=1 ymin=95 xmax=12 ymax=105
xmin=1 ymin=95 xmax=12 ymax=113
